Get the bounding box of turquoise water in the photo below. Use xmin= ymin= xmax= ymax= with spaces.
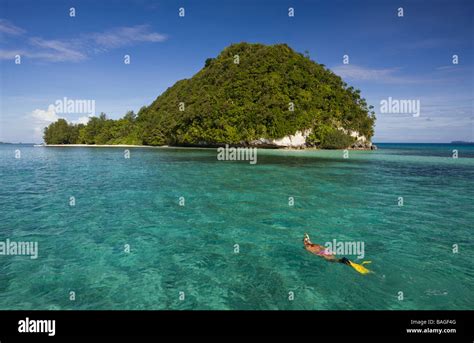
xmin=0 ymin=143 xmax=473 ymax=310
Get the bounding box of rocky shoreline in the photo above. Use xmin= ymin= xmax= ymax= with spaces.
xmin=43 ymin=142 xmax=377 ymax=150
xmin=42 ymin=127 xmax=377 ymax=151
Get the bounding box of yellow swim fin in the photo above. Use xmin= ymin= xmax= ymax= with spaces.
xmin=348 ymin=260 xmax=371 ymax=274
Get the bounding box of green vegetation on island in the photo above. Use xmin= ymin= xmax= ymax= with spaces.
xmin=44 ymin=43 xmax=375 ymax=149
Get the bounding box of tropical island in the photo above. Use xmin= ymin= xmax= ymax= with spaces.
xmin=43 ymin=43 xmax=376 ymax=149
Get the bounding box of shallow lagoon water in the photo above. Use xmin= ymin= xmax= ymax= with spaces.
xmin=0 ymin=143 xmax=473 ymax=309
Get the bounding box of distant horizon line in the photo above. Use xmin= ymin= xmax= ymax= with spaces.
xmin=1 ymin=141 xmax=473 ymax=145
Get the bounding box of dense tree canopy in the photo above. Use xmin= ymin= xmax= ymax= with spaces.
xmin=43 ymin=119 xmax=81 ymax=144
xmin=44 ymin=43 xmax=375 ymax=149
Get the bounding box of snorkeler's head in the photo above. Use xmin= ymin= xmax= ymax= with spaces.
xmin=303 ymin=233 xmax=310 ymax=244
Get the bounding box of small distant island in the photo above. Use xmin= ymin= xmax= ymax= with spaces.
xmin=43 ymin=43 xmax=376 ymax=150
xmin=0 ymin=142 xmax=38 ymax=145
xmin=451 ymin=141 xmax=474 ymax=145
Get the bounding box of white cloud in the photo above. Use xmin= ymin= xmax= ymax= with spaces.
xmin=31 ymin=105 xmax=91 ymax=125
xmin=31 ymin=105 xmax=59 ymax=123
xmin=30 ymin=105 xmax=59 ymax=140
xmin=30 ymin=105 xmax=90 ymax=139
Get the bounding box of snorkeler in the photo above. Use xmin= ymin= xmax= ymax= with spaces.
xmin=303 ymin=233 xmax=372 ymax=274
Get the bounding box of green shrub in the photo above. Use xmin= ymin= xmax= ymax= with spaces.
xmin=320 ymin=129 xmax=355 ymax=149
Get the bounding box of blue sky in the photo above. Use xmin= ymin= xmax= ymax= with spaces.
xmin=0 ymin=0 xmax=472 ymax=143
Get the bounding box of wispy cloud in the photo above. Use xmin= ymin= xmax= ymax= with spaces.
xmin=92 ymin=25 xmax=167 ymax=50
xmin=435 ymin=65 xmax=457 ymax=71
xmin=0 ymin=20 xmax=167 ymax=62
xmin=399 ymin=38 xmax=450 ymax=50
xmin=28 ymin=37 xmax=87 ymax=62
xmin=0 ymin=49 xmax=24 ymax=59
xmin=0 ymin=19 xmax=25 ymax=36
xmin=331 ymin=65 xmax=405 ymax=83
xmin=331 ymin=64 xmax=470 ymax=85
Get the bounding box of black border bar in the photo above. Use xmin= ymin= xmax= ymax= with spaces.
xmin=0 ymin=310 xmax=471 ymax=339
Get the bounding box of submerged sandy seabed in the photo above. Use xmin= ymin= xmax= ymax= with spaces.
xmin=42 ymin=144 xmax=162 ymax=148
